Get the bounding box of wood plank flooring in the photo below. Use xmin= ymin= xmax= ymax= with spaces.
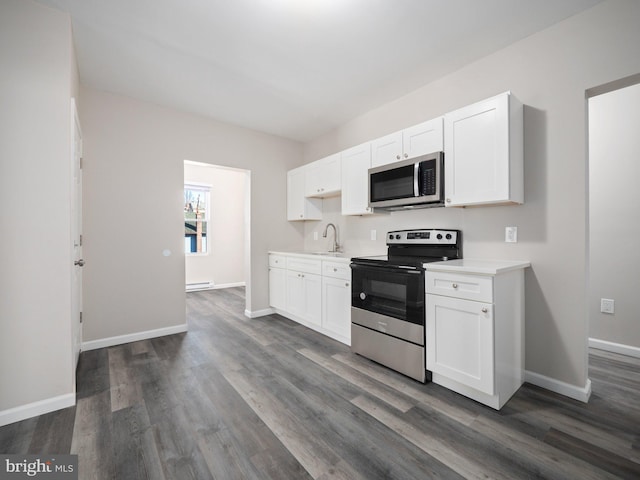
xmin=1 ymin=287 xmax=639 ymax=479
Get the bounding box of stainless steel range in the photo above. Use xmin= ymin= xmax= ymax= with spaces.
xmin=350 ymin=229 xmax=462 ymax=382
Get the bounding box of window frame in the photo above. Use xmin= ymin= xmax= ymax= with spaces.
xmin=184 ymin=182 xmax=211 ymax=256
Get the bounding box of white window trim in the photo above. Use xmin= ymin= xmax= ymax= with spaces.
xmin=185 ymin=182 xmax=211 ymax=255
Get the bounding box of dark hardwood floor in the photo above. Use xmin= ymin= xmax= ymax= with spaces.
xmin=2 ymin=287 xmax=639 ymax=479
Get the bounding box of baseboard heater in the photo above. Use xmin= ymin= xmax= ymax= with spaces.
xmin=186 ymin=281 xmax=214 ymax=291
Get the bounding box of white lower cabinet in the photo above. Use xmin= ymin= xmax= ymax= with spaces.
xmin=321 ymin=261 xmax=351 ymax=344
xmin=425 ymin=261 xmax=528 ymax=410
xmin=268 ymin=254 xmax=287 ymax=311
xmin=269 ymin=267 xmax=286 ymax=311
xmin=286 ymin=269 xmax=322 ymax=327
xmin=426 ymin=295 xmax=494 ymax=395
xmin=269 ymin=253 xmax=351 ymax=345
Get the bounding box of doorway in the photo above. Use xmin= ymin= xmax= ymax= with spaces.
xmin=587 ymin=75 xmax=640 ymax=359
xmin=183 ymin=161 xmax=250 ymax=294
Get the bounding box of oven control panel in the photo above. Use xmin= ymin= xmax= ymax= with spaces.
xmin=387 ymin=229 xmax=458 ymax=245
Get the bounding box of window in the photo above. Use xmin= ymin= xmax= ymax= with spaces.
xmin=184 ymin=184 xmax=210 ymax=254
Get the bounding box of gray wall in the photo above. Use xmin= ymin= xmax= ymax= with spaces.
xmin=0 ymin=0 xmax=77 ymax=414
xmin=79 ymin=87 xmax=304 ymax=342
xmin=589 ymin=82 xmax=640 ymax=349
xmin=302 ymin=0 xmax=640 ymax=390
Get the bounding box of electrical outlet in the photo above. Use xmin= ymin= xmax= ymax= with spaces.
xmin=505 ymin=226 xmax=518 ymax=243
xmin=371 ymin=229 xmax=377 ymax=241
xmin=600 ymin=298 xmax=615 ymax=314
xmin=313 ymin=231 xmax=318 ymax=241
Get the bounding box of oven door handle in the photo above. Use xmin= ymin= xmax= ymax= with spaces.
xmin=350 ymin=263 xmax=423 ymax=275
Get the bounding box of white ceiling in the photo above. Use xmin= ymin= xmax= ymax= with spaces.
xmin=37 ymin=0 xmax=601 ymax=142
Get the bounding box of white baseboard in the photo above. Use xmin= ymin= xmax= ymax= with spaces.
xmin=81 ymin=324 xmax=188 ymax=351
xmin=212 ymin=281 xmax=245 ymax=289
xmin=245 ymin=307 xmax=274 ymax=318
xmin=0 ymin=393 xmax=75 ymax=428
xmin=588 ymin=337 xmax=640 ymax=359
xmin=524 ymin=370 xmax=591 ymax=403
xmin=186 ymin=281 xmax=245 ymax=292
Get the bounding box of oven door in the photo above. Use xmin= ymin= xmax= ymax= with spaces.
xmin=350 ymin=263 xmax=425 ymax=325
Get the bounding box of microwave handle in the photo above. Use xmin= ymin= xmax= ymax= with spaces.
xmin=414 ymin=162 xmax=419 ymax=197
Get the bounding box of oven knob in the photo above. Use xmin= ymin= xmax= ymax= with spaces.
xmin=437 ymin=234 xmax=443 ymax=240
xmin=446 ymin=233 xmax=452 ymax=240
xmin=389 ymin=234 xmax=393 ymax=240
xmin=395 ymin=234 xmax=401 ymax=240
xmin=359 ymin=292 xmax=366 ymax=300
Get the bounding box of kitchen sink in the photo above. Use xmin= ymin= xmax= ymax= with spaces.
xmin=308 ymin=251 xmax=344 ymax=257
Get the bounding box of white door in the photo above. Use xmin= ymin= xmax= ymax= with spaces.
xmin=71 ymin=99 xmax=83 ymax=374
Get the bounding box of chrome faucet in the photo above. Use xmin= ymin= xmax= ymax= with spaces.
xmin=322 ymin=223 xmax=340 ymax=252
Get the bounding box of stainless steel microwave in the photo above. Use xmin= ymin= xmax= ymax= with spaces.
xmin=368 ymin=151 xmax=444 ymax=210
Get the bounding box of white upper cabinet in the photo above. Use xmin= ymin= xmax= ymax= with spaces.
xmin=287 ymin=166 xmax=322 ymax=221
xmin=341 ymin=142 xmax=373 ymax=216
xmin=371 ymin=131 xmax=403 ymax=168
xmin=371 ymin=117 xmax=443 ymax=168
xmin=305 ymin=153 xmax=341 ymax=198
xmin=444 ymin=92 xmax=523 ymax=207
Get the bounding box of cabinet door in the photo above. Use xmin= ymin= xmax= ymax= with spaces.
xmin=322 ymin=276 xmax=351 ymax=341
xmin=371 ymin=131 xmax=403 ymax=168
xmin=286 ymin=270 xmax=321 ymax=326
xmin=304 ymin=161 xmax=323 ymax=197
xmin=269 ymin=267 xmax=286 ymax=310
xmin=286 ymin=270 xmax=305 ymax=317
xmin=444 ymin=93 xmax=514 ymax=206
xmin=303 ymin=273 xmax=322 ymax=327
xmin=426 ymin=294 xmax=494 ymax=395
xmin=320 ymin=153 xmax=341 ymax=195
xmin=287 ymin=168 xmax=322 ymax=221
xmin=305 ymin=154 xmax=341 ymax=197
xmin=341 ymin=142 xmax=373 ymax=215
xmin=403 ymin=117 xmax=443 ymax=159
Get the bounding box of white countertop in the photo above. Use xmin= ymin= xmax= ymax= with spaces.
xmin=424 ymin=258 xmax=531 ymax=275
xmin=269 ymin=250 xmax=352 ymax=263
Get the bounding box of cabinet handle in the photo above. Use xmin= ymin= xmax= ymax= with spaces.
xmin=452 ymin=283 xmax=458 ymax=289
xmin=299 ymin=214 xmax=303 ymax=218
xmin=345 ymin=283 xmax=349 ymax=287
xmin=481 ymin=307 xmax=488 ymax=313
xmin=446 ymin=198 xmax=451 ymax=203
xmin=333 ymin=268 xmax=337 ymax=272
xmin=396 ymin=154 xmax=401 ymax=160
xmin=404 ymin=153 xmax=408 ymax=158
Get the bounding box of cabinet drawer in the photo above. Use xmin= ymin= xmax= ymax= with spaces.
xmin=426 ymin=271 xmax=493 ymax=302
xmin=322 ymin=261 xmax=351 ymax=280
xmin=269 ymin=254 xmax=287 ymax=268
xmin=286 ymin=256 xmax=322 ymax=275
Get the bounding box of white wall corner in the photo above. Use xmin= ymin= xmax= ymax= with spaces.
xmin=81 ymin=324 xmax=188 ymax=351
xmin=524 ymin=370 xmax=592 ymax=403
xmin=245 ymin=308 xmax=274 ymax=319
xmin=0 ymin=393 xmax=75 ymax=428
xmin=588 ymin=337 xmax=640 ymax=359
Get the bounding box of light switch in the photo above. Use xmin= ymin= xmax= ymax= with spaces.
xmin=371 ymin=229 xmax=377 ymax=241
xmin=505 ymin=226 xmax=518 ymax=243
